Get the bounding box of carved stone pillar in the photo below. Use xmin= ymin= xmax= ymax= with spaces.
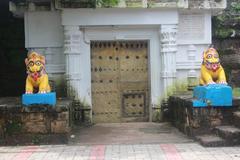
xmin=187 ymin=45 xmax=198 ymax=89
xmin=64 ymin=25 xmax=82 ymax=99
xmin=159 ymin=24 xmax=177 ymax=98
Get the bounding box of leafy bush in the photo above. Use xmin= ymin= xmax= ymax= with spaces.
xmin=96 ymin=0 xmax=119 ymax=7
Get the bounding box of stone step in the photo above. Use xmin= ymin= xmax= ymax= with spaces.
xmin=195 ymin=134 xmax=226 ymax=147
xmin=214 ymin=125 xmax=240 ymax=145
xmin=233 ymin=111 xmax=240 ymax=128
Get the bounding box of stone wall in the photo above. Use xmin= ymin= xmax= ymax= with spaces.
xmin=168 ymin=94 xmax=239 ymax=137
xmin=0 ymin=97 xmax=72 ymax=145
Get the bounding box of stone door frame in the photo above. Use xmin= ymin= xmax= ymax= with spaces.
xmin=64 ymin=25 xmax=177 ymax=122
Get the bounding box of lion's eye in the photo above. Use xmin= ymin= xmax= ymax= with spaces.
xmin=28 ymin=61 xmax=34 ymax=66
xmin=214 ymin=54 xmax=219 ymax=58
xmin=207 ymin=54 xmax=212 ymax=59
xmin=35 ymin=61 xmax=41 ymax=66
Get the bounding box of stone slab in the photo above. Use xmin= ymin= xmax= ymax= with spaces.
xmin=214 ymin=125 xmax=240 ymax=145
xmin=233 ymin=111 xmax=240 ymax=128
xmin=215 ymin=125 xmax=240 ymax=134
xmin=195 ymin=134 xmax=226 ymax=147
xmin=215 ymin=125 xmax=240 ymax=137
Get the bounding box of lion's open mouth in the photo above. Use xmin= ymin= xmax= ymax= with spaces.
xmin=205 ymin=61 xmax=220 ymax=71
xmin=29 ymin=67 xmax=43 ymax=81
xmin=212 ymin=63 xmax=219 ymax=70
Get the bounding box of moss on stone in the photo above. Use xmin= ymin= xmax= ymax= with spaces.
xmin=5 ymin=120 xmax=22 ymax=135
xmin=233 ymin=88 xmax=240 ymax=97
xmin=152 ymin=108 xmax=162 ymax=122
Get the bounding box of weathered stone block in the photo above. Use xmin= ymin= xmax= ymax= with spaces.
xmin=23 ymin=122 xmax=48 ymax=133
xmin=168 ymin=95 xmax=238 ymax=137
xmin=196 ymin=134 xmax=226 ymax=147
xmin=0 ymin=126 xmax=3 ymax=138
xmin=210 ymin=118 xmax=222 ymax=127
xmin=51 ymin=121 xmax=69 ymax=133
xmin=214 ymin=125 xmax=240 ymax=145
xmin=57 ymin=112 xmax=69 ymax=121
xmin=22 ymin=113 xmax=45 ymax=122
xmin=233 ymin=111 xmax=240 ymax=128
xmin=0 ymin=97 xmax=72 ymax=145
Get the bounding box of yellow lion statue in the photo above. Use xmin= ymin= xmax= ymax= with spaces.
xmin=200 ymin=48 xmax=227 ymax=85
xmin=25 ymin=51 xmax=51 ymax=94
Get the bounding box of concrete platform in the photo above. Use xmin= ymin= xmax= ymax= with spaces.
xmin=69 ymin=122 xmax=193 ymax=145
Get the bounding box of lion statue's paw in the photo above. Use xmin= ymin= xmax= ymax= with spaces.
xmin=219 ymin=81 xmax=227 ymax=85
xmin=25 ymin=91 xmax=33 ymax=94
xmin=207 ymin=81 xmax=216 ymax=85
xmin=39 ymin=91 xmax=47 ymax=94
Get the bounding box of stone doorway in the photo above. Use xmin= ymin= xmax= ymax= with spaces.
xmin=91 ymin=41 xmax=149 ymax=123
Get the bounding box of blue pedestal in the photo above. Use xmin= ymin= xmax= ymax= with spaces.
xmin=22 ymin=92 xmax=56 ymax=106
xmin=193 ymin=84 xmax=232 ymax=107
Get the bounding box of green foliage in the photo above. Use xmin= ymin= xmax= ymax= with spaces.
xmin=214 ymin=28 xmax=235 ymax=38
xmin=31 ymin=135 xmax=41 ymax=145
xmin=96 ymin=0 xmax=119 ymax=7
xmin=5 ymin=120 xmax=22 ymax=135
xmin=159 ymin=79 xmax=192 ymax=102
xmin=166 ymin=79 xmax=189 ymax=97
xmin=233 ymin=88 xmax=240 ymax=97
xmin=152 ymin=108 xmax=162 ymax=122
xmin=231 ymin=2 xmax=240 ymax=13
xmin=212 ymin=0 xmax=240 ymax=38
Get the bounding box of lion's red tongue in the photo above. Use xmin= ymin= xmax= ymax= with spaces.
xmin=212 ymin=64 xmax=219 ymax=71
xmin=32 ymin=72 xmax=39 ymax=81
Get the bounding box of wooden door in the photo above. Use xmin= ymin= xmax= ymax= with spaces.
xmin=91 ymin=41 xmax=149 ymax=123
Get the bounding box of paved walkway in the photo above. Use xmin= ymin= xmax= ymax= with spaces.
xmin=1 ymin=123 xmax=240 ymax=160
xmin=1 ymin=143 xmax=240 ymax=160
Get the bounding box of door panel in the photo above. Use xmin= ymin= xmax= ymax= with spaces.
xmin=91 ymin=41 xmax=149 ymax=123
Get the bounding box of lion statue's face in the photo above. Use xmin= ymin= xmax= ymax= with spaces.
xmin=25 ymin=52 xmax=45 ymax=80
xmin=203 ymin=48 xmax=220 ymax=71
